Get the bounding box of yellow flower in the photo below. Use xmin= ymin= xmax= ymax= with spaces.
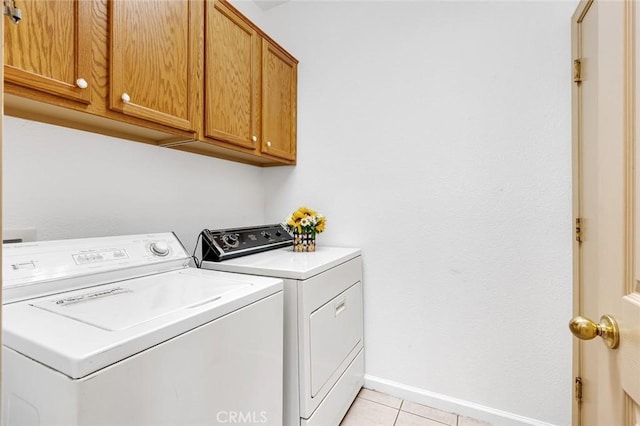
xmin=296 ymin=206 xmax=317 ymax=217
xmin=284 ymin=206 xmax=326 ymax=235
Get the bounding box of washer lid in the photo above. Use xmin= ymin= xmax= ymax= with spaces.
xmin=2 ymin=268 xmax=283 ymax=379
xmin=201 ymin=246 xmax=361 ymax=280
xmin=30 ymin=271 xmax=247 ymax=331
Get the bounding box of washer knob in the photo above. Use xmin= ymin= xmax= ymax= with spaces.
xmin=150 ymin=241 xmax=170 ymax=256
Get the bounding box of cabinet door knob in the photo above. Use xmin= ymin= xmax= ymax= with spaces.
xmin=252 ymin=135 xmax=258 ymax=143
xmin=121 ymin=93 xmax=131 ymax=103
xmin=267 ymin=141 xmax=272 ymax=147
xmin=76 ymin=78 xmax=88 ymax=89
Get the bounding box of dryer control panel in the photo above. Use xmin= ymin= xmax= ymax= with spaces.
xmin=201 ymin=224 xmax=293 ymax=262
xmin=3 ymin=233 xmax=190 ymax=303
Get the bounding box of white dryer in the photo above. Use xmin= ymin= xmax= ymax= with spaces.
xmin=200 ymin=235 xmax=364 ymax=426
xmin=2 ymin=233 xmax=284 ymax=426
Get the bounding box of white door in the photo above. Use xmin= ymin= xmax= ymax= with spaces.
xmin=571 ymin=0 xmax=640 ymax=424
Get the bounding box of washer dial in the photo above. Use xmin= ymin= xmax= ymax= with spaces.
xmin=149 ymin=241 xmax=170 ymax=257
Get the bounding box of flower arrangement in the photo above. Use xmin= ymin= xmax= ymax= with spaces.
xmin=284 ymin=206 xmax=326 ymax=236
xmin=283 ymin=206 xmax=326 ymax=252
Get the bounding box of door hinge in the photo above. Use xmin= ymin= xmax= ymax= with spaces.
xmin=574 ymin=59 xmax=582 ymax=83
xmin=575 ymin=218 xmax=582 ymax=242
xmin=3 ymin=0 xmax=21 ymax=24
xmin=575 ymin=376 xmax=583 ymax=403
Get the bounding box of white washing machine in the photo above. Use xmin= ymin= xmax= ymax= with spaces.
xmin=2 ymin=233 xmax=284 ymax=426
xmin=199 ymin=226 xmax=363 ymax=426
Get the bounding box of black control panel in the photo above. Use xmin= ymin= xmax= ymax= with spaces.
xmin=201 ymin=224 xmax=293 ymax=262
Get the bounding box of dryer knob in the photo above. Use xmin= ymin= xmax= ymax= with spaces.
xmin=222 ymin=234 xmax=240 ymax=247
xmin=150 ymin=241 xmax=170 ymax=256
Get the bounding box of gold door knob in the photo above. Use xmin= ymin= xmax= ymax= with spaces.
xmin=569 ymin=314 xmax=619 ymax=349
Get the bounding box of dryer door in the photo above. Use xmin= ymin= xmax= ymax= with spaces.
xmin=309 ymin=281 xmax=363 ymax=397
xmin=298 ymin=255 xmax=364 ymax=419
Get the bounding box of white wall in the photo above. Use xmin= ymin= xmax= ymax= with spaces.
xmin=2 ymin=116 xmax=265 ymax=251
xmin=234 ymin=1 xmax=576 ymax=425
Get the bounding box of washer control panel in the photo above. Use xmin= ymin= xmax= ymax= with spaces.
xmin=202 ymin=224 xmax=293 ymax=262
xmin=3 ymin=232 xmax=189 ymax=303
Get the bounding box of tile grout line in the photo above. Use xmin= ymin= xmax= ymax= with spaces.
xmin=353 ymin=390 xmax=488 ymax=426
xmin=358 ymin=395 xmax=404 ymax=410
xmin=399 ymin=399 xmax=455 ymax=426
xmin=392 ymin=405 xmax=401 ymax=426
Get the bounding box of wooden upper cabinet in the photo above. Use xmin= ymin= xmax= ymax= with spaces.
xmin=204 ymin=0 xmax=260 ymax=150
xmin=109 ymin=0 xmax=198 ymax=132
xmin=261 ymin=39 xmax=297 ymax=162
xmin=4 ymin=0 xmax=92 ymax=104
xmin=3 ymin=0 xmax=297 ymax=166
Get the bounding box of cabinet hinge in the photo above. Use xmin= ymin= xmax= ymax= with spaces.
xmin=574 ymin=59 xmax=582 ymax=83
xmin=575 ymin=376 xmax=583 ymax=403
xmin=575 ymin=218 xmax=582 ymax=242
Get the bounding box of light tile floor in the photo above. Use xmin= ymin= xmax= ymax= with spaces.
xmin=340 ymin=388 xmax=492 ymax=426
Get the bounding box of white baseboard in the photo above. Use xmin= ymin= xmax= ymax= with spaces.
xmin=364 ymin=375 xmax=560 ymax=426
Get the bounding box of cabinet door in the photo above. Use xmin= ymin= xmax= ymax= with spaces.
xmin=4 ymin=0 xmax=92 ymax=103
xmin=110 ymin=0 xmax=197 ymax=132
xmin=204 ymin=0 xmax=260 ymax=150
xmin=261 ymin=39 xmax=297 ymax=162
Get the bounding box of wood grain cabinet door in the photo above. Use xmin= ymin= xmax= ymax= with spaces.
xmin=204 ymin=0 xmax=260 ymax=150
xmin=261 ymin=39 xmax=297 ymax=162
xmin=109 ymin=0 xmax=198 ymax=132
xmin=4 ymin=0 xmax=92 ymax=104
